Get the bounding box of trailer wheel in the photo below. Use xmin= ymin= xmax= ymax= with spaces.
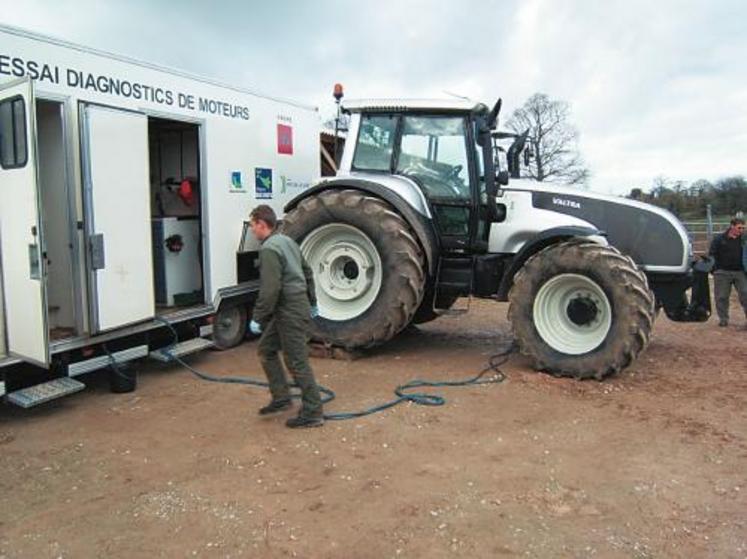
xmin=212 ymin=305 xmax=248 ymax=350
xmin=282 ymin=189 xmax=425 ymax=348
xmin=508 ymin=240 xmax=655 ymax=379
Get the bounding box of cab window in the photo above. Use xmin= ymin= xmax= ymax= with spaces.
xmin=396 ymin=116 xmax=470 ymax=199
xmin=352 ymin=114 xmax=397 ymax=171
xmin=0 ymin=96 xmax=28 ymax=169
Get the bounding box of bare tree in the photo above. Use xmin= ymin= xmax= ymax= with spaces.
xmin=506 ymin=93 xmax=589 ymax=185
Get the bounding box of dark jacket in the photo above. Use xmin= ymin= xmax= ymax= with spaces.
xmin=252 ymin=233 xmax=317 ymax=328
xmin=709 ymin=231 xmax=746 ymax=272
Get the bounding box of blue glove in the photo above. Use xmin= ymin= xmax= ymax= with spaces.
xmin=310 ymin=305 xmax=320 ymax=319
xmin=249 ymin=320 xmax=262 ymax=335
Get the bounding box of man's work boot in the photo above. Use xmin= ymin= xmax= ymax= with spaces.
xmin=718 ymin=319 xmax=729 ymax=327
xmin=259 ymin=399 xmax=292 ymax=415
xmin=286 ymin=415 xmax=324 ymax=429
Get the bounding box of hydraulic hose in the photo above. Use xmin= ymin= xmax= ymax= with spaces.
xmin=144 ymin=316 xmax=513 ymax=421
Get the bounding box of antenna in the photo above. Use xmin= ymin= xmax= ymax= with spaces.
xmin=443 ymin=90 xmax=472 ymax=101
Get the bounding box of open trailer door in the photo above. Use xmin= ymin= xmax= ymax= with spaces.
xmin=80 ymin=104 xmax=154 ymax=333
xmin=0 ymin=78 xmax=49 ymax=365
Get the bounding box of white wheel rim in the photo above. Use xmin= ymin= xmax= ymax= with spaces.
xmin=301 ymin=224 xmax=383 ymax=321
xmin=533 ymin=273 xmax=612 ymax=355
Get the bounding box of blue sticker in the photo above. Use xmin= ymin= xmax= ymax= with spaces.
xmin=255 ymin=168 xmax=272 ymax=199
xmin=231 ymin=171 xmax=243 ymax=191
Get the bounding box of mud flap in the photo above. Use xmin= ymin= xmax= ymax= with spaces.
xmin=688 ymin=269 xmax=712 ymax=320
xmin=649 ymin=268 xmax=711 ymax=322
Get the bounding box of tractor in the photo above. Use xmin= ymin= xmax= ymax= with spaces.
xmin=281 ymin=98 xmax=708 ymax=379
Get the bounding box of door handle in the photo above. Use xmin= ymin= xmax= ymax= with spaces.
xmin=28 ymin=243 xmax=41 ymax=280
xmin=90 ymin=233 xmax=106 ymax=270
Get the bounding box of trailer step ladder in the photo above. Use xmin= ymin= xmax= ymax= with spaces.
xmin=149 ymin=337 xmax=214 ymax=362
xmin=6 ymin=378 xmax=85 ymax=408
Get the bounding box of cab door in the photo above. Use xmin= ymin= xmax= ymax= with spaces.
xmin=80 ymin=103 xmax=154 ymax=333
xmin=0 ymin=78 xmax=49 ymax=365
xmin=395 ymin=115 xmax=476 ymax=252
xmin=394 ymin=114 xmax=484 ymax=298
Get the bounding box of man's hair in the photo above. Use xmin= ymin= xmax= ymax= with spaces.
xmin=731 ymin=217 xmax=745 ymax=226
xmin=250 ymin=205 xmax=277 ymax=229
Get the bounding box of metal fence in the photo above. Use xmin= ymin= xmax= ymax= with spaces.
xmin=682 ymin=220 xmax=728 ymax=255
xmin=681 ymin=205 xmax=744 ymax=255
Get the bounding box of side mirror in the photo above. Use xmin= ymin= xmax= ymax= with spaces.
xmin=497 ymin=170 xmax=509 ymax=185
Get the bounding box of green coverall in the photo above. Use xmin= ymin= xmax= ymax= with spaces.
xmin=252 ymin=233 xmax=323 ymax=419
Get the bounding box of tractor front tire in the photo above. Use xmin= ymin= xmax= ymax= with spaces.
xmin=282 ymin=189 xmax=425 ymax=348
xmin=508 ymin=240 xmax=655 ymax=379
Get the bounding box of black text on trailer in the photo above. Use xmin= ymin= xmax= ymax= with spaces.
xmin=0 ymin=24 xmax=320 ymax=406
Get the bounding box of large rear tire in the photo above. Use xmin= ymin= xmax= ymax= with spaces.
xmin=508 ymin=240 xmax=655 ymax=379
xmin=282 ymin=190 xmax=426 ymax=348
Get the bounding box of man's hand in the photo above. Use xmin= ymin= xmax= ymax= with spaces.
xmin=310 ymin=305 xmax=320 ymax=319
xmin=249 ymin=320 xmax=262 ymax=335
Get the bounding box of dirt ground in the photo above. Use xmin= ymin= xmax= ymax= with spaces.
xmin=1 ymin=297 xmax=746 ymax=559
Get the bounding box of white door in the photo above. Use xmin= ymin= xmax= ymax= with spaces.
xmin=81 ymin=104 xmax=154 ymax=333
xmin=0 ymin=78 xmax=49 ymax=365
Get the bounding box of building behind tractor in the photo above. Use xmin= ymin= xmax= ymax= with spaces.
xmin=282 ymin=98 xmax=709 ymax=379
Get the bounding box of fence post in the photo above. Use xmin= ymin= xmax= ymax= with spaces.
xmin=706 ymin=204 xmax=713 ymax=243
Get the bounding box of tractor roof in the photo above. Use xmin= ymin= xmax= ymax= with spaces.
xmin=343 ymin=98 xmax=488 ymax=114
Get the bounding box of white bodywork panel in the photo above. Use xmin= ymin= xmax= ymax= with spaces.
xmin=338 ymin=112 xmax=360 ymax=174
xmin=0 ymin=25 xmax=321 ymax=368
xmin=82 ymin=105 xmax=154 ymax=332
xmin=0 ymin=78 xmax=49 ymax=364
xmin=487 ymin=190 xmax=599 ymax=253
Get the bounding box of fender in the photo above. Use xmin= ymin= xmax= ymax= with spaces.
xmin=284 ymin=178 xmax=440 ymax=276
xmin=496 ymin=226 xmax=605 ymax=300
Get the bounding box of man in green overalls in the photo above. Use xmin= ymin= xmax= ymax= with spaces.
xmin=248 ymin=205 xmax=324 ymax=428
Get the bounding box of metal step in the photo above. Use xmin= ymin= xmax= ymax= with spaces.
xmin=149 ymin=337 xmax=214 ymax=362
xmin=68 ymin=345 xmax=149 ymax=377
xmin=439 ymin=307 xmax=469 ymax=316
xmin=7 ymin=377 xmax=85 ymax=408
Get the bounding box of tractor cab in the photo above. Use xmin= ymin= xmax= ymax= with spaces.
xmin=340 ymin=99 xmax=504 ymax=257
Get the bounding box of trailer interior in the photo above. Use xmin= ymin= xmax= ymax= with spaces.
xmin=35 ymin=104 xmax=206 ymax=343
xmin=36 ymin=99 xmax=78 ymax=342
xmin=147 ymin=117 xmax=205 ymax=315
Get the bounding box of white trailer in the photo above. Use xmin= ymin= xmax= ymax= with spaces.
xmin=0 ymin=24 xmax=321 ymax=405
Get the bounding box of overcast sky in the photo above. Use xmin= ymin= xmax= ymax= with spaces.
xmin=1 ymin=0 xmax=745 ymax=195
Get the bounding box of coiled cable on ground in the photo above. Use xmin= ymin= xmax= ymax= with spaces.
xmin=148 ymin=316 xmax=513 ymax=421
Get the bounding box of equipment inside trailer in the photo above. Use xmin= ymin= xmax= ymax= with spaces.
xmin=147 ymin=117 xmax=205 ymax=314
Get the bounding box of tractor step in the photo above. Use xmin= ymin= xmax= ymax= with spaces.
xmin=149 ymin=337 xmax=214 ymax=362
xmin=439 ymin=307 xmax=469 ymax=316
xmin=439 ymin=295 xmax=472 ymax=316
xmin=7 ymin=377 xmax=85 ymax=408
